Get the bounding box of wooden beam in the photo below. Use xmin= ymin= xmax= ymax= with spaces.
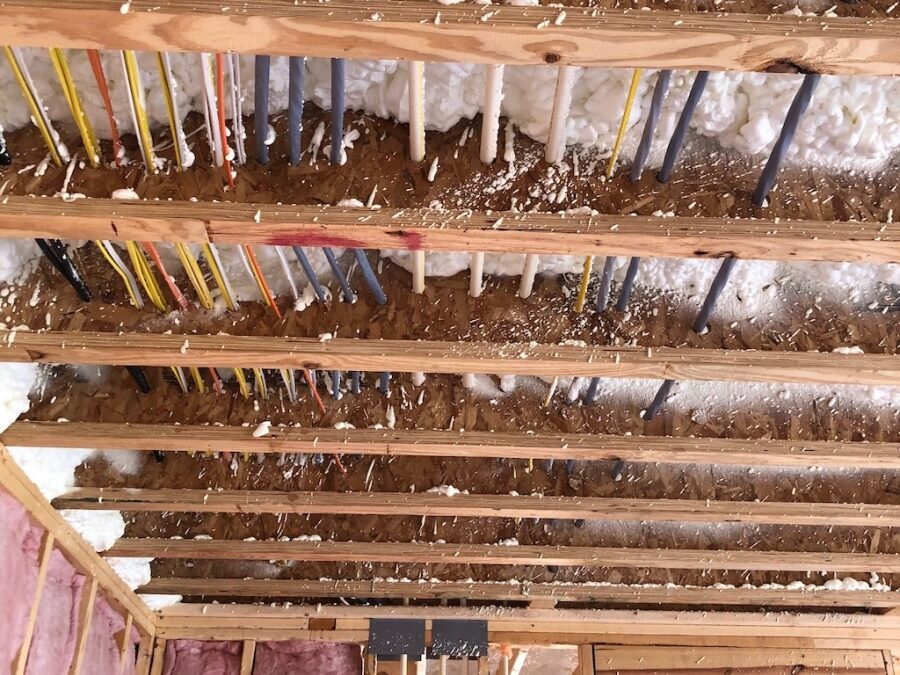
xmin=53 ymin=487 xmax=900 ymax=529
xmin=578 ymin=645 xmax=594 ymax=675
xmin=8 ymin=422 xmax=900 ymax=470
xmin=591 ymin=646 xmax=888 ymax=671
xmin=240 ymin=640 xmax=256 ymax=675
xmin=134 ymin=634 xmax=154 ymax=675
xmin=117 ymin=613 xmax=134 ymax=674
xmin=14 ymin=532 xmax=55 ymax=675
xmin=3 ymin=331 xmax=896 ymax=386
xmin=0 ymin=1 xmax=897 ymax=75
xmin=105 ymin=539 xmax=900 ymax=573
xmin=148 ymin=638 xmax=166 ymax=675
xmin=0 ymin=444 xmax=156 ymax=632
xmin=69 ymin=577 xmax=98 ymax=675
xmin=0 ymin=197 xmax=895 ymax=265
xmin=139 ymin=577 xmax=900 ymax=610
xmin=154 ymin=604 xmax=900 ymax=649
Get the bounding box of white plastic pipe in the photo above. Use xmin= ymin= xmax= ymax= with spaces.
xmin=408 ymin=61 xmax=426 ymax=162
xmin=545 ymin=65 xmax=577 ymax=164
xmin=412 ymin=250 xmax=425 ymax=293
xmin=469 ymin=251 xmax=484 ymax=297
xmin=480 ymin=64 xmax=504 ymax=163
xmin=518 ymin=253 xmax=539 ymax=298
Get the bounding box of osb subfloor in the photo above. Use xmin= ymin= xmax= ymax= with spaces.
xmin=2 ymin=108 xmax=898 ymax=607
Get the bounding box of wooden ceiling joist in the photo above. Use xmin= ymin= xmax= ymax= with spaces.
xmin=105 ymin=539 xmax=900 ymax=574
xmin=1 ymin=1 xmax=899 ymax=75
xmin=8 ymin=422 xmax=899 ymax=470
xmin=3 ymin=331 xmax=896 ymax=386
xmin=53 ymin=487 xmax=900 ymax=529
xmin=138 ymin=577 xmax=900 ymax=610
xmin=0 ymin=198 xmax=896 ymax=264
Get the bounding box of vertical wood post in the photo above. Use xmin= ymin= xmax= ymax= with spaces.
xmin=13 ymin=532 xmax=55 ymax=675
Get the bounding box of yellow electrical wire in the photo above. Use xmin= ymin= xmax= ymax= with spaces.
xmin=189 ymin=366 xmax=206 ymax=393
xmin=156 ymin=52 xmax=184 ymax=170
xmin=174 ymin=243 xmax=214 ymax=310
xmin=253 ymin=368 xmax=268 ymax=399
xmin=95 ymin=240 xmax=144 ymax=308
xmin=169 ymin=366 xmax=189 ymax=393
xmin=3 ymin=46 xmax=63 ymax=166
xmin=201 ymin=244 xmax=238 ymax=311
xmin=574 ymin=256 xmax=594 ymax=313
xmin=233 ymin=368 xmax=251 ymax=399
xmin=125 ymin=241 xmax=167 ymax=311
xmin=605 ymin=68 xmax=643 ymax=180
xmin=49 ymin=47 xmax=101 ymax=167
xmin=122 ymin=50 xmax=157 ymax=172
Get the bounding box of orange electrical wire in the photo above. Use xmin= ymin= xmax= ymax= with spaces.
xmin=302 ymin=367 xmax=326 ymax=414
xmin=143 ymin=242 xmax=189 ymax=310
xmin=244 ymin=245 xmax=282 ymax=319
xmin=214 ymin=53 xmax=235 ymax=189
xmin=86 ymin=49 xmax=123 ymax=167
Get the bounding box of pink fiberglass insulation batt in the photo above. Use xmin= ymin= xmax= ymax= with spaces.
xmin=82 ymin=595 xmax=139 ymax=675
xmin=253 ymin=640 xmax=363 ymax=674
xmin=163 ymin=640 xmax=242 ymax=675
xmin=0 ymin=491 xmax=39 ymax=670
xmin=161 ymin=640 xmax=363 ymax=675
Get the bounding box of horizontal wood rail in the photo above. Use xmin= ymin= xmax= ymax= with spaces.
xmin=7 ymin=422 xmax=900 ymax=470
xmin=2 ymin=1 xmax=899 ymax=75
xmin=106 ymin=538 xmax=900 ymax=573
xmin=53 ymin=487 xmax=900 ymax=528
xmin=0 ymin=444 xmax=156 ymax=632
xmin=0 ymin=197 xmax=896 ymax=264
xmin=593 ymin=646 xmax=890 ymax=672
xmin=154 ymin=604 xmax=900 ymax=648
xmin=3 ymin=331 xmax=896 ymax=386
xmin=139 ymin=577 xmax=900 ymax=609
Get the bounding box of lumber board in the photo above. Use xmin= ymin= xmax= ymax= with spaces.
xmin=53 ymin=487 xmax=900 ymax=528
xmin=154 ymin=604 xmax=900 ymax=648
xmin=2 ymin=330 xmax=896 ymax=386
xmin=104 ymin=538 xmax=900 ymax=573
xmin=137 ymin=577 xmax=900 ymax=609
xmin=0 ymin=444 xmax=156 ymax=631
xmin=14 ymin=532 xmax=55 ymax=675
xmin=118 ymin=613 xmax=134 ymax=673
xmin=0 ymin=197 xmax=896 ymax=264
xmin=8 ymin=421 xmax=900 ymax=470
xmin=240 ymin=640 xmax=255 ymax=675
xmin=69 ymin=577 xmax=98 ymax=675
xmin=0 ymin=1 xmax=898 ymax=75
xmin=591 ymin=646 xmax=887 ymax=670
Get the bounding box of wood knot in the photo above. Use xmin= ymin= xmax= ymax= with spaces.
xmin=543 ymin=52 xmax=561 ymax=64
xmin=764 ymin=59 xmax=819 ymax=75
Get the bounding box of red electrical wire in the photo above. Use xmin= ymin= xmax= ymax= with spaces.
xmin=86 ymin=49 xmax=123 ymax=167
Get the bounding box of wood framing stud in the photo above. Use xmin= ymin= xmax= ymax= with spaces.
xmin=69 ymin=577 xmax=98 ymax=675
xmin=0 ymin=197 xmax=895 ymax=264
xmin=0 ymin=1 xmax=898 ymax=75
xmin=106 ymin=538 xmax=900 ymax=573
xmin=8 ymin=421 xmax=900 ymax=470
xmin=14 ymin=532 xmax=55 ymax=675
xmin=240 ymin=640 xmax=256 ymax=675
xmin=2 ymin=331 xmax=897 ymax=386
xmin=149 ymin=638 xmax=166 ymax=675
